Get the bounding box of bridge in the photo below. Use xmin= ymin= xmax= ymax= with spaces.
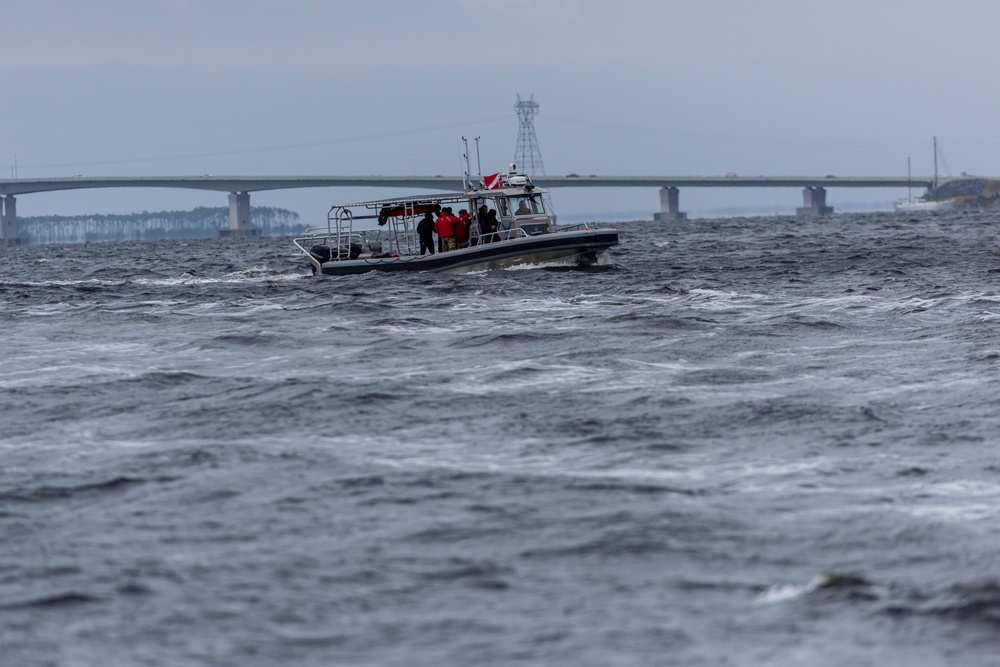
xmin=0 ymin=174 xmax=940 ymax=245
xmin=535 ymin=175 xmax=939 ymax=221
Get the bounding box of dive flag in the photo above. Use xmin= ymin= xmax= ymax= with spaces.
xmin=483 ymin=172 xmax=503 ymax=190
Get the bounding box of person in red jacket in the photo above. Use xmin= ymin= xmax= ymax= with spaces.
xmin=455 ymin=209 xmax=471 ymax=248
xmin=435 ymin=207 xmax=456 ymax=252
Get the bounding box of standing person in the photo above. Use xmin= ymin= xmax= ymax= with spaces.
xmin=487 ymin=209 xmax=500 ymax=240
xmin=455 ymin=209 xmax=471 ymax=248
xmin=476 ymin=204 xmax=491 ymax=244
xmin=416 ymin=210 xmax=435 ymax=255
xmin=435 ymin=207 xmax=456 ymax=252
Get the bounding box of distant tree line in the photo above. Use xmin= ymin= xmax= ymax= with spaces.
xmin=21 ymin=206 xmax=306 ymax=244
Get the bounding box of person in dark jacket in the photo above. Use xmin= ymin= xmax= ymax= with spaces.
xmin=417 ymin=211 xmax=435 ymax=255
xmin=487 ymin=209 xmax=500 ymax=240
xmin=478 ymin=204 xmax=496 ymax=244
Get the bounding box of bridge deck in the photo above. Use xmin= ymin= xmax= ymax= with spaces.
xmin=0 ymin=174 xmax=940 ymax=196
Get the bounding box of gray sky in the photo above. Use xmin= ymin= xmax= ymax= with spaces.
xmin=4 ymin=0 xmax=998 ymax=220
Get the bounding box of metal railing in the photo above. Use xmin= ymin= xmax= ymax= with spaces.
xmin=552 ymin=222 xmax=597 ymax=232
xmin=293 ymin=210 xmax=598 ymax=270
xmin=473 ymin=226 xmax=530 ymax=245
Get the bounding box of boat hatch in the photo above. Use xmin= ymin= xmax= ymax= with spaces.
xmin=519 ymin=222 xmax=549 ymax=236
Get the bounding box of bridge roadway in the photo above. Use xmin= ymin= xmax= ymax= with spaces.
xmin=0 ymin=174 xmax=940 ymax=244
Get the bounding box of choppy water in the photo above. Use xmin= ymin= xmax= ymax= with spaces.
xmin=2 ymin=211 xmax=1000 ymax=666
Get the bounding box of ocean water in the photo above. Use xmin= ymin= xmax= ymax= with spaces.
xmin=2 ymin=212 xmax=1000 ymax=666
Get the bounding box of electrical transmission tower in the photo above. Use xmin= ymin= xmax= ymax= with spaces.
xmin=513 ymin=94 xmax=545 ymax=176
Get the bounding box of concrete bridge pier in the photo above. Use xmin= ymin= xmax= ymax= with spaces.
xmin=655 ymin=186 xmax=687 ymax=222
xmin=1 ymin=195 xmax=28 ymax=246
xmin=796 ymin=187 xmax=834 ymax=216
xmin=220 ymin=191 xmax=261 ymax=237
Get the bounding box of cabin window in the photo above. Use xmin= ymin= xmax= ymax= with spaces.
xmin=512 ymin=196 xmax=543 ymax=215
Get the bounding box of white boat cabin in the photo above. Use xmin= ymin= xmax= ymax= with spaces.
xmin=312 ymin=168 xmax=555 ymax=259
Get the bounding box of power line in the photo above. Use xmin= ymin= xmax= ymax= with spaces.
xmin=18 ymin=116 xmax=511 ymax=171
xmin=541 ymin=114 xmax=1000 ymax=158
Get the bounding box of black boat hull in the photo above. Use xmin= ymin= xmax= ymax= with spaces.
xmin=316 ymin=229 xmax=618 ymax=276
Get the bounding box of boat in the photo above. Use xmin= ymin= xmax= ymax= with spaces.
xmin=293 ymin=165 xmax=619 ymax=275
xmin=894 ymin=198 xmax=955 ymax=212
xmin=894 ymin=137 xmax=957 ymax=212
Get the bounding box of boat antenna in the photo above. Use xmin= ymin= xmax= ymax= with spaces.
xmin=933 ymin=136 xmax=938 ymax=192
xmin=474 ymin=136 xmax=482 ymax=185
xmin=907 ymin=156 xmax=912 ymax=203
xmin=461 ymin=136 xmax=472 ymax=191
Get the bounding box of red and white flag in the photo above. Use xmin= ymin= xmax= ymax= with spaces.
xmin=483 ymin=172 xmax=503 ymax=190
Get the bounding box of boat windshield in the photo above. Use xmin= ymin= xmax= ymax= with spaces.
xmin=511 ymin=195 xmax=544 ymax=216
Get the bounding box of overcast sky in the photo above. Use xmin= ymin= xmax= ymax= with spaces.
xmin=4 ymin=0 xmax=999 ymax=220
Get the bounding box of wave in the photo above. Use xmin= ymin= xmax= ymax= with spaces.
xmin=1 ymin=591 xmax=102 ymax=609
xmin=0 ymin=476 xmax=146 ymax=503
xmin=759 ymin=573 xmax=1000 ymax=628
